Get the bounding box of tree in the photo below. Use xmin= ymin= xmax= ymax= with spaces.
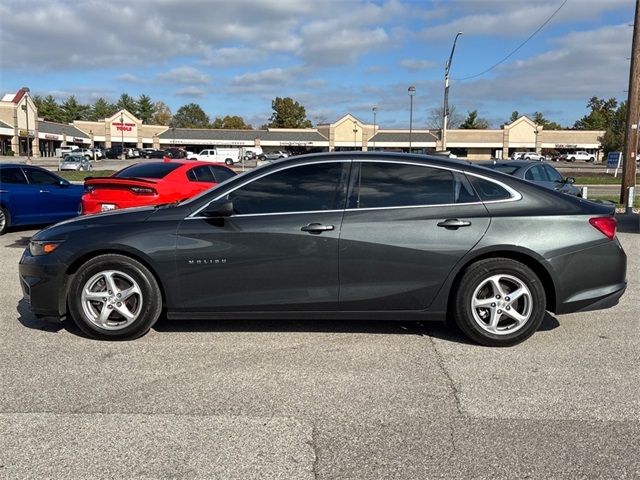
xmin=426 ymin=104 xmax=463 ymax=129
xmin=37 ymin=95 xmax=63 ymax=122
xmin=509 ymin=111 xmax=520 ymax=123
xmin=90 ymin=97 xmax=117 ymax=121
xmin=599 ymin=101 xmax=627 ymax=154
xmin=61 ymin=96 xmax=90 ymax=123
xmin=574 ymin=97 xmax=619 ymax=130
xmin=266 ymin=97 xmax=312 ymax=128
xmin=211 ymin=115 xmax=252 ymax=129
xmin=152 ymin=101 xmax=172 ymax=126
xmin=172 ymin=103 xmax=209 ymax=128
xmin=531 ymin=111 xmax=562 ymax=130
xmin=116 ymin=93 xmax=138 ymax=114
xmin=136 ymin=94 xmax=154 ymax=124
xmin=459 ymin=110 xmax=489 ymax=129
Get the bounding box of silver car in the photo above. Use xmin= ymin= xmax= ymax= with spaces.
xmin=60 ymin=154 xmax=93 ymax=172
xmin=479 ymin=160 xmax=581 ymax=196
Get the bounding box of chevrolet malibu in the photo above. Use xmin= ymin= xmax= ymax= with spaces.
xmin=18 ymin=153 xmax=627 ymax=346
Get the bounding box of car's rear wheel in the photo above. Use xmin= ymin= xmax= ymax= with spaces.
xmin=225 ymin=158 xmax=234 ymax=166
xmin=0 ymin=206 xmax=9 ymax=235
xmin=453 ymin=258 xmax=546 ymax=347
xmin=68 ymin=254 xmax=162 ymax=340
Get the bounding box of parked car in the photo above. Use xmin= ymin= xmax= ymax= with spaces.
xmin=0 ymin=164 xmax=83 ymax=235
xmin=66 ymin=148 xmax=94 ymax=160
xmin=163 ymin=147 xmax=189 ymax=159
xmin=20 ymin=152 xmax=626 ymax=347
xmin=478 ymin=160 xmax=581 ymax=196
xmin=566 ymin=151 xmax=595 ymax=162
xmin=81 ymin=160 xmax=236 ymax=214
xmin=522 ymin=152 xmax=546 ymax=161
xmin=510 ymin=152 xmax=526 ymax=160
xmin=141 ymin=149 xmax=167 ymax=159
xmin=263 ymin=150 xmax=289 ymax=160
xmin=60 ymin=153 xmax=94 ymax=172
xmin=105 ymin=145 xmax=135 ymax=159
xmin=58 ymin=146 xmax=79 ymax=157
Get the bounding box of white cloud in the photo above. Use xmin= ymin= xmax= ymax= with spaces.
xmin=156 ymin=67 xmax=210 ymax=85
xmin=175 ymin=86 xmax=208 ymax=98
xmin=399 ymin=59 xmax=437 ymax=71
xmin=118 ymin=73 xmax=143 ymax=83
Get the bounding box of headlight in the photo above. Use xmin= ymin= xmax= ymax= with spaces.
xmin=29 ymin=240 xmax=63 ymax=256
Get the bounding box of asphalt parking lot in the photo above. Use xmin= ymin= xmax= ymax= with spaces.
xmin=0 ymin=217 xmax=638 ymax=479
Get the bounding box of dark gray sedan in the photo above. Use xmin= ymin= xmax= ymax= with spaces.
xmin=19 ymin=152 xmax=626 ymax=347
xmin=479 ymin=160 xmax=581 ymax=196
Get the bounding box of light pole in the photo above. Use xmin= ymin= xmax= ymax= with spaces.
xmin=120 ymin=112 xmax=125 ymax=160
xmin=20 ymin=87 xmax=31 ymax=163
xmin=408 ymin=86 xmax=416 ymax=153
xmin=352 ymin=121 xmax=358 ymax=150
xmin=372 ymin=106 xmax=377 ymax=150
xmin=172 ymin=126 xmax=176 ymax=145
xmin=442 ymin=31 xmax=463 ymax=152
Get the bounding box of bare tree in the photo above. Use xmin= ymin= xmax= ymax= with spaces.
xmin=426 ymin=104 xmax=463 ymax=129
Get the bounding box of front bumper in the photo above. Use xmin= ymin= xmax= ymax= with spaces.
xmin=18 ymin=249 xmax=69 ymax=318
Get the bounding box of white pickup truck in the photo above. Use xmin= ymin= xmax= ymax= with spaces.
xmin=565 ymin=151 xmax=595 ymax=162
xmin=188 ymin=148 xmax=240 ymax=165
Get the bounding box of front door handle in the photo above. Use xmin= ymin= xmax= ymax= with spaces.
xmin=301 ymin=223 xmax=335 ymax=234
xmin=39 ymin=190 xmax=50 ymax=193
xmin=437 ymin=218 xmax=471 ymax=229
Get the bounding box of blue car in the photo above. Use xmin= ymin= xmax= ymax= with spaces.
xmin=0 ymin=164 xmax=83 ymax=235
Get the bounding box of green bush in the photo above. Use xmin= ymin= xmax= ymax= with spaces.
xmin=4 ymin=149 xmax=14 ymax=156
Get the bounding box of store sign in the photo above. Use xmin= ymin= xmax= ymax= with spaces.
xmin=113 ymin=122 xmax=136 ymax=132
xmin=73 ymin=137 xmax=85 ymax=143
xmin=555 ymin=144 xmax=577 ymax=148
xmin=19 ymin=129 xmax=35 ymax=137
xmin=45 ymin=134 xmax=59 ymax=140
xmin=110 ymin=112 xmax=138 ymax=138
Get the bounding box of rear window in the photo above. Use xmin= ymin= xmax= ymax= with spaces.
xmin=484 ymin=164 xmax=519 ymax=175
xmin=114 ymin=162 xmax=182 ymax=179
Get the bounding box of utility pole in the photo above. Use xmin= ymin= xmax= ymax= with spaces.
xmin=621 ymin=0 xmax=639 ymax=207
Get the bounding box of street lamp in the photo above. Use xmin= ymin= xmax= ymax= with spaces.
xmin=172 ymin=126 xmax=176 ymax=145
xmin=352 ymin=121 xmax=358 ymax=149
xmin=372 ymin=106 xmax=377 ymax=150
xmin=120 ymin=112 xmax=125 ymax=160
xmin=408 ymin=86 xmax=416 ymax=153
xmin=442 ymin=32 xmax=463 ymax=152
xmin=20 ymin=87 xmax=31 ymax=163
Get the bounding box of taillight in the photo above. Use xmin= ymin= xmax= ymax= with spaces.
xmin=130 ymin=186 xmax=157 ymax=195
xmin=589 ymin=217 xmax=617 ymax=240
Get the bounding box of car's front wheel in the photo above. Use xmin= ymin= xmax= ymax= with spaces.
xmin=452 ymin=258 xmax=546 ymax=347
xmin=68 ymin=254 xmax=163 ymax=340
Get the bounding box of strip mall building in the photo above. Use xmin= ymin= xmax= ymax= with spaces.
xmin=0 ymin=87 xmax=605 ymax=161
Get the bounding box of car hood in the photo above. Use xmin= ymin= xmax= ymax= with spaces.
xmin=32 ymin=205 xmax=159 ymax=241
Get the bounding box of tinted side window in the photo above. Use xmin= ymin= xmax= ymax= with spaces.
xmin=229 ymin=162 xmax=348 ymax=215
xmin=1 ymin=167 xmax=27 ymax=184
xmin=24 ymin=168 xmax=61 ymax=185
xmin=543 ymin=165 xmax=563 ymax=182
xmin=211 ymin=166 xmax=235 ymax=183
xmin=354 ymin=163 xmax=455 ymax=208
xmin=187 ymin=166 xmax=215 ymax=182
xmin=525 ymin=165 xmax=548 ymax=182
xmin=469 ymin=176 xmax=513 ymax=201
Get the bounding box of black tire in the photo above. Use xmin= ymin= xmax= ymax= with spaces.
xmin=588 ymin=157 xmax=595 ymax=162
xmin=225 ymin=158 xmax=234 ymax=166
xmin=68 ymin=254 xmax=162 ymax=340
xmin=0 ymin=206 xmax=9 ymax=235
xmin=452 ymin=258 xmax=546 ymax=347
xmin=569 ymin=157 xmax=576 ymax=162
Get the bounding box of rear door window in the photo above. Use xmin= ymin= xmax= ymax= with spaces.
xmin=350 ymin=162 xmax=458 ymax=208
xmin=1 ymin=167 xmax=27 ymax=184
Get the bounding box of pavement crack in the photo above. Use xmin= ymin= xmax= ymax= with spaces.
xmin=308 ymin=425 xmax=320 ymax=479
xmin=425 ymin=333 xmax=464 ymax=417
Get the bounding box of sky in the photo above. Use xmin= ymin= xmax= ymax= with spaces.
xmin=0 ymin=0 xmax=635 ymax=129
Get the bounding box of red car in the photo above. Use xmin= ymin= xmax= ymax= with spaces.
xmin=82 ymin=160 xmax=236 ymax=214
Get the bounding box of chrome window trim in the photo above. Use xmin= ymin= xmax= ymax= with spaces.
xmin=185 ymin=157 xmax=521 ymax=220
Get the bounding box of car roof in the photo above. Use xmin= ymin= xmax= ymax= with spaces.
xmin=477 ymin=160 xmax=540 ymax=167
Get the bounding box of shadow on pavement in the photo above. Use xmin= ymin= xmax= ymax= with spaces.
xmin=4 ymin=235 xmax=32 ymax=249
xmin=616 ymin=213 xmax=639 ymax=234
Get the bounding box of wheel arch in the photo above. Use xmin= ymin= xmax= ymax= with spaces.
xmin=0 ymin=202 xmax=11 ymax=227
xmin=62 ymin=248 xmax=168 ymax=316
xmin=444 ymin=247 xmax=558 ymax=318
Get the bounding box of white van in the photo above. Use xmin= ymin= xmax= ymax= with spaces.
xmin=189 ymin=148 xmax=240 ymax=165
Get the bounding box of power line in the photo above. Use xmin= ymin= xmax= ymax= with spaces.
xmin=454 ymin=0 xmax=568 ymax=81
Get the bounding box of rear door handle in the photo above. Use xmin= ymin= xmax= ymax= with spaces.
xmin=301 ymin=223 xmax=335 ymax=234
xmin=39 ymin=190 xmax=50 ymax=193
xmin=437 ymin=218 xmax=471 ymax=228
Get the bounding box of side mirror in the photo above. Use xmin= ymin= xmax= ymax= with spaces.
xmin=202 ymin=199 xmax=234 ymax=218
xmin=59 ymin=179 xmax=70 ymax=187
xmin=565 ymin=177 xmax=575 ymax=184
